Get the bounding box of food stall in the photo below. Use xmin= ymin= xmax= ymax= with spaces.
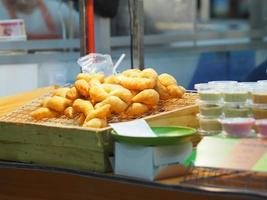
xmin=1 ymin=0 xmax=267 ymax=200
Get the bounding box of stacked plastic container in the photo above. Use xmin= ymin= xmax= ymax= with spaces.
xmin=195 ymin=80 xmax=267 ymax=137
xmin=251 ymin=80 xmax=267 ymax=120
xmin=195 ymin=82 xmax=224 ymax=136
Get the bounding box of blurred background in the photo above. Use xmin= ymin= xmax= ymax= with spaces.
xmin=0 ymin=0 xmax=267 ymax=96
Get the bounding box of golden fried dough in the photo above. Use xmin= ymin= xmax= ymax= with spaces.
xmin=89 ymin=85 xmax=109 ymax=103
xmin=77 ymin=114 xmax=86 ymax=125
xmin=95 ymin=96 xmax=128 ymax=113
xmin=104 ymin=75 xmax=120 ymax=84
xmin=155 ymin=80 xmax=171 ymax=100
xmin=84 ymin=104 xmax=111 ymax=123
xmin=72 ymin=99 xmax=94 ymax=116
xmin=167 ymin=85 xmax=185 ymax=98
xmin=30 ymin=107 xmax=59 ymax=120
xmin=41 ymin=97 xmax=52 ymax=107
xmin=53 ymin=87 xmax=70 ymax=98
xmin=139 ymin=68 xmax=158 ymax=80
xmin=122 ymin=68 xmax=141 ymax=77
xmin=77 ymin=73 xmax=104 ymax=83
xmin=88 ymin=78 xmax=102 ymax=87
xmin=64 ymin=106 xmax=75 ymax=119
xmin=158 ymin=73 xmax=177 ymax=86
xmin=118 ymin=76 xmax=156 ymax=90
xmin=125 ymin=103 xmax=148 ymax=117
xmin=109 ymin=88 xmax=133 ymax=104
xmin=75 ymin=79 xmax=89 ymax=97
xmin=66 ymin=87 xmax=80 ymax=100
xmin=83 ymin=118 xmax=107 ymax=129
xmin=101 ymin=83 xmax=124 ymax=93
xmin=46 ymin=96 xmax=72 ymax=113
xmin=132 ymin=89 xmax=159 ymax=106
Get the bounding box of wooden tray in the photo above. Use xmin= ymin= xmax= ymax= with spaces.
xmin=0 ymin=89 xmax=199 ymax=172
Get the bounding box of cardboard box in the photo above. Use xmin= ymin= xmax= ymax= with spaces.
xmin=115 ymin=142 xmax=192 ymax=181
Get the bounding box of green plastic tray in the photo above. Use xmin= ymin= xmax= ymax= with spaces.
xmin=111 ymin=126 xmax=197 ymax=146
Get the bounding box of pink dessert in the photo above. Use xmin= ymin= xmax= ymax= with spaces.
xmin=256 ymin=120 xmax=267 ymax=137
xmin=219 ymin=118 xmax=255 ymax=137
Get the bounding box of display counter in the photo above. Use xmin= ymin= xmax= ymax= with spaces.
xmin=0 ymin=88 xmax=266 ymax=200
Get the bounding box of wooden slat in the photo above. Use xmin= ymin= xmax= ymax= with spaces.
xmin=0 ymin=142 xmax=110 ymax=172
xmin=0 ymin=122 xmax=113 ymax=153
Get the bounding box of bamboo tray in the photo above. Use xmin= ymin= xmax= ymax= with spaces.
xmin=0 ymin=90 xmax=199 ymax=172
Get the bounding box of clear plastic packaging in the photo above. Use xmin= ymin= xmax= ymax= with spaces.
xmin=77 ymin=53 xmax=114 ymax=76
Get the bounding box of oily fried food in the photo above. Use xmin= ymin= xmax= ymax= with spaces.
xmin=109 ymin=88 xmax=133 ymax=104
xmin=53 ymin=87 xmax=70 ymax=98
xmin=101 ymin=83 xmax=124 ymax=93
xmin=83 ymin=118 xmax=107 ymax=129
xmin=167 ymin=85 xmax=185 ymax=98
xmin=77 ymin=114 xmax=86 ymax=125
xmin=77 ymin=73 xmax=104 ymax=83
xmin=64 ymin=106 xmax=75 ymax=119
xmin=41 ymin=97 xmax=52 ymax=107
xmin=118 ymin=76 xmax=156 ymax=90
xmin=122 ymin=68 xmax=141 ymax=77
xmin=84 ymin=104 xmax=111 ymax=123
xmin=30 ymin=107 xmax=59 ymax=120
xmin=132 ymin=89 xmax=159 ymax=107
xmin=72 ymin=99 xmax=94 ymax=116
xmin=46 ymin=96 xmax=72 ymax=113
xmin=139 ymin=68 xmax=158 ymax=80
xmin=66 ymin=87 xmax=80 ymax=100
xmin=104 ymin=75 xmax=120 ymax=84
xmin=155 ymin=80 xmax=171 ymax=100
xmin=95 ymin=96 xmax=128 ymax=113
xmin=74 ymin=79 xmax=89 ymax=97
xmin=89 ymin=85 xmax=109 ymax=103
xmin=158 ymin=73 xmax=177 ymax=87
xmin=125 ymin=103 xmax=148 ymax=117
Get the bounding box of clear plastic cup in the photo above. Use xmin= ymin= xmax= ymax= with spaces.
xmin=255 ymin=119 xmax=267 ymax=138
xmin=208 ymin=80 xmax=238 ymax=91
xmin=252 ymin=104 xmax=267 ymax=119
xmin=219 ymin=118 xmax=255 ymax=137
xmin=195 ymin=83 xmax=222 ymax=102
xmin=252 ymin=85 xmax=267 ymax=104
xmin=223 ymin=85 xmax=249 ymax=103
xmin=197 ymin=114 xmax=222 ymax=136
xmin=257 ymin=80 xmax=267 ymax=86
xmin=223 ymin=103 xmax=251 ymax=118
xmin=199 ymin=102 xmax=223 ymax=118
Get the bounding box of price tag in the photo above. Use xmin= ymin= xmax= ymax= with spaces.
xmin=0 ymin=19 xmax=26 ymax=41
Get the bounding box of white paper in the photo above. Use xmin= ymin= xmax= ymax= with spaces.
xmin=110 ymin=119 xmax=156 ymax=137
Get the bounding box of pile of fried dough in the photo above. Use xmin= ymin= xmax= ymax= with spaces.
xmin=30 ymin=68 xmax=185 ymax=128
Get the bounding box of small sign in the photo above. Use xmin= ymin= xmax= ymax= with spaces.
xmin=195 ymin=136 xmax=267 ymax=172
xmin=0 ymin=19 xmax=26 ymax=41
xmin=110 ymin=119 xmax=156 ymax=137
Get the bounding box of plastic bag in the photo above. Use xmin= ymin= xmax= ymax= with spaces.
xmin=77 ymin=53 xmax=114 ymax=76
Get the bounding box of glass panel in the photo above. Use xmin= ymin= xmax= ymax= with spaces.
xmin=0 ymin=0 xmax=80 ymax=40
xmin=111 ymin=0 xmax=267 ymax=89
